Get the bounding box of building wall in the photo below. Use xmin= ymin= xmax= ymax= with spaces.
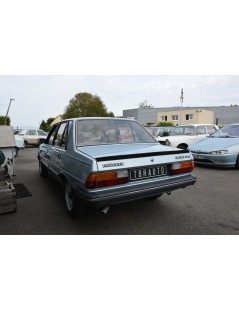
xmin=123 ymin=106 xmax=239 ymax=126
xmin=50 ymin=115 xmax=62 ymax=126
xmin=157 ymin=109 xmax=214 ymax=125
xmin=197 ymin=109 xmax=215 ymax=124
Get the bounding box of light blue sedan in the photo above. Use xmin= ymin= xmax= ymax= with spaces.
xmin=38 ymin=118 xmax=196 ymax=217
xmin=189 ymin=124 xmax=239 ymax=169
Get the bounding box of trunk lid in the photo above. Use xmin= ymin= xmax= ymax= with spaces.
xmin=77 ymin=143 xmax=192 ymax=171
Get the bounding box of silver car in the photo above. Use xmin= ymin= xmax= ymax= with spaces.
xmin=38 ymin=118 xmax=196 ymax=217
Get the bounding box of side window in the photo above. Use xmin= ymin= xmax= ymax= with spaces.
xmin=37 ymin=130 xmax=47 ymax=136
xmin=196 ymin=126 xmax=206 ymax=135
xmin=28 ymin=130 xmax=37 ymax=135
xmin=207 ymin=125 xmax=217 ymax=135
xmin=174 ymin=127 xmax=184 ymax=135
xmin=184 ymin=127 xmax=195 ymax=135
xmin=54 ymin=123 xmax=67 ymax=148
xmin=47 ymin=125 xmax=59 ymax=145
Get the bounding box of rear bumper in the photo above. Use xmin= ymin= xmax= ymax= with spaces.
xmin=74 ymin=174 xmax=197 ymax=209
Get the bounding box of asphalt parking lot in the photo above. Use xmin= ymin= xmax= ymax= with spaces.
xmin=0 ymin=148 xmax=239 ymax=235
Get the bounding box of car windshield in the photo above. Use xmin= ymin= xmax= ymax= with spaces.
xmin=170 ymin=126 xmax=196 ymax=136
xmin=76 ymin=119 xmax=157 ymax=146
xmin=211 ymin=125 xmax=239 ymax=138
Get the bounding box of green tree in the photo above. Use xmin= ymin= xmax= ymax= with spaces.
xmin=0 ymin=116 xmax=10 ymax=125
xmin=40 ymin=117 xmax=55 ymax=132
xmin=107 ymin=111 xmax=115 ymax=117
xmin=39 ymin=120 xmax=47 ymax=131
xmin=63 ymin=92 xmax=114 ymax=119
xmin=139 ymin=100 xmax=153 ymax=109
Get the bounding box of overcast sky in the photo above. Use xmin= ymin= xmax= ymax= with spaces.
xmin=0 ymin=75 xmax=238 ymax=128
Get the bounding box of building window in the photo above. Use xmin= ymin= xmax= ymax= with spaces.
xmin=161 ymin=116 xmax=168 ymax=121
xmin=185 ymin=114 xmax=193 ymax=121
xmin=172 ymin=115 xmax=178 ymax=121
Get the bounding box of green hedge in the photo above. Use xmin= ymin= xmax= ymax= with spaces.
xmin=0 ymin=116 xmax=10 ymax=126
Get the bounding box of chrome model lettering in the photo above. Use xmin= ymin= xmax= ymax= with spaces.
xmin=175 ymin=155 xmax=191 ymax=160
xmin=102 ymin=162 xmax=124 ymax=168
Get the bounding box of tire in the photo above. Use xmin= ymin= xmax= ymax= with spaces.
xmin=14 ymin=147 xmax=19 ymax=158
xmin=235 ymin=155 xmax=239 ymax=170
xmin=64 ymin=180 xmax=86 ymax=217
xmin=177 ymin=144 xmax=188 ymax=150
xmin=39 ymin=160 xmax=48 ymax=177
xmin=24 ymin=140 xmax=28 ymax=148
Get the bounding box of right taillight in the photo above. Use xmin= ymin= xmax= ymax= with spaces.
xmin=170 ymin=161 xmax=195 ymax=175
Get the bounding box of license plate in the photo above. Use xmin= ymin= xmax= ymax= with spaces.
xmin=130 ymin=165 xmax=167 ymax=181
xmin=193 ymin=155 xmax=204 ymax=159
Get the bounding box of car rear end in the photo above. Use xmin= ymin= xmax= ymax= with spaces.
xmin=73 ymin=145 xmax=196 ymax=208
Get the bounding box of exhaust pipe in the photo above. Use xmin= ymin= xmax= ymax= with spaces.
xmin=101 ymin=206 xmax=110 ymax=215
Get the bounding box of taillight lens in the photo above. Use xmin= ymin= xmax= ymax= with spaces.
xmin=85 ymin=170 xmax=129 ymax=189
xmin=170 ymin=161 xmax=195 ymax=175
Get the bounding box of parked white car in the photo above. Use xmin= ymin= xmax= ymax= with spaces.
xmin=157 ymin=124 xmax=219 ymax=150
xmin=15 ymin=129 xmax=48 ymax=146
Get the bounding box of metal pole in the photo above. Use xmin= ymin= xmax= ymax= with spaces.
xmin=5 ymin=98 xmax=15 ymax=125
xmin=180 ymin=88 xmax=184 ymax=125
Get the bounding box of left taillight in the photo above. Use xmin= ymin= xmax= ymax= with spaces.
xmin=85 ymin=170 xmax=129 ymax=189
xmin=170 ymin=161 xmax=195 ymax=175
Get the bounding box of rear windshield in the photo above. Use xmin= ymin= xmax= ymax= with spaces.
xmin=76 ymin=119 xmax=156 ymax=146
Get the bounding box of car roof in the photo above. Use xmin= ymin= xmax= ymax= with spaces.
xmin=176 ymin=124 xmax=217 ymax=127
xmin=63 ymin=117 xmax=137 ymax=121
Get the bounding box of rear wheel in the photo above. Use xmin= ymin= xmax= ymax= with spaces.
xmin=64 ymin=180 xmax=86 ymax=217
xmin=235 ymin=155 xmax=239 ymax=169
xmin=39 ymin=160 xmax=48 ymax=177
